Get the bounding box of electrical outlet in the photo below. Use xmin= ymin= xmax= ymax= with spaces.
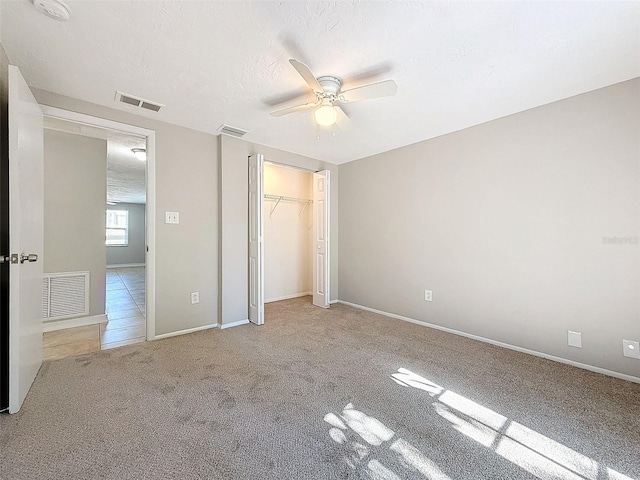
xmin=623 ymin=340 xmax=640 ymax=359
xmin=165 ymin=211 xmax=180 ymax=224
xmin=191 ymin=292 xmax=199 ymax=305
xmin=424 ymin=290 xmax=432 ymax=302
xmin=568 ymin=331 xmax=582 ymax=348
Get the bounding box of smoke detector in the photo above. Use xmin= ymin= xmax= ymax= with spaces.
xmin=33 ymin=0 xmax=71 ymax=21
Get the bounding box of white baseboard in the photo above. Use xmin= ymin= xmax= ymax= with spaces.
xmin=153 ymin=323 xmax=217 ymax=340
xmin=107 ymin=263 xmax=145 ymax=269
xmin=329 ymin=299 xmax=338 ymax=304
xmin=43 ymin=314 xmax=108 ymax=332
xmin=265 ymin=292 xmax=311 ymax=303
xmin=220 ymin=319 xmax=250 ymax=330
xmin=338 ymin=300 xmax=640 ymax=385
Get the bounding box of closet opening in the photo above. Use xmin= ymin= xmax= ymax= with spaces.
xmin=263 ymin=162 xmax=313 ymax=306
xmin=248 ymin=155 xmax=330 ymax=325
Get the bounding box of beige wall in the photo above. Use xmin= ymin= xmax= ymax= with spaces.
xmin=106 ymin=202 xmax=145 ymax=267
xmin=339 ymin=78 xmax=640 ymax=378
xmin=34 ymin=89 xmax=218 ymax=336
xmin=43 ymin=130 xmax=106 ymax=316
xmin=263 ymin=163 xmax=312 ymax=301
xmin=219 ymin=135 xmax=339 ymax=325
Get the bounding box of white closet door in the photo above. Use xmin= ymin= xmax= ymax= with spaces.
xmin=312 ymin=170 xmax=330 ymax=308
xmin=8 ymin=65 xmax=44 ymax=413
xmin=248 ymin=154 xmax=264 ymax=325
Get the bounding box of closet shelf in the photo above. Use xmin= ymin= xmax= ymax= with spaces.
xmin=264 ymin=194 xmax=313 ymax=216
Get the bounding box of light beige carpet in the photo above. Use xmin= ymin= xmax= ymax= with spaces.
xmin=1 ymin=297 xmax=638 ymax=479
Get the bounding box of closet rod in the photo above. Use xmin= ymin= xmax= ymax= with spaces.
xmin=263 ymin=194 xmax=313 ymax=216
xmin=263 ymin=194 xmax=312 ymax=203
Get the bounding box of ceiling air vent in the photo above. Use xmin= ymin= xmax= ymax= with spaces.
xmin=115 ymin=91 xmax=164 ymax=113
xmin=217 ymin=124 xmax=248 ymax=138
xmin=141 ymin=101 xmax=162 ymax=112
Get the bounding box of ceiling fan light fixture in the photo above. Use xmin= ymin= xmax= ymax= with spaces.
xmin=315 ymin=105 xmax=337 ymax=127
xmin=131 ymin=148 xmax=146 ymax=161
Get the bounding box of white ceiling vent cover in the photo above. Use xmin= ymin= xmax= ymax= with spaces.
xmin=115 ymin=91 xmax=164 ymax=113
xmin=217 ymin=124 xmax=248 ymax=138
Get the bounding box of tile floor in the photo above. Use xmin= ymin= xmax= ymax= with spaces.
xmin=43 ymin=266 xmax=146 ymax=361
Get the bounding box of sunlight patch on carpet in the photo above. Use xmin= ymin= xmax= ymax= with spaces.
xmin=391 ymin=368 xmax=634 ymax=480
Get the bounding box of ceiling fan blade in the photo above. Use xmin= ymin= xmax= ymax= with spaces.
xmin=269 ymin=101 xmax=319 ymax=117
xmin=289 ymin=59 xmax=323 ymax=92
xmin=262 ymin=88 xmax=314 ymax=107
xmin=334 ymin=105 xmax=352 ymax=131
xmin=338 ymin=79 xmax=398 ymax=103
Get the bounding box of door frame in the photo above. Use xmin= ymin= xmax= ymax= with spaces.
xmin=39 ymin=106 xmax=157 ymax=340
xmin=249 ymin=157 xmax=331 ymax=323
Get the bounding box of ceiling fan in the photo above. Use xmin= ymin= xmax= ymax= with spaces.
xmin=270 ymin=59 xmax=398 ymax=128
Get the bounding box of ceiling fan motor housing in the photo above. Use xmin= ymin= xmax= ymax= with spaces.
xmin=316 ymin=76 xmax=342 ymax=99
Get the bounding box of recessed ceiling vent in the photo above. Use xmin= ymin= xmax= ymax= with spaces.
xmin=217 ymin=124 xmax=248 ymax=138
xmin=115 ymin=91 xmax=164 ymax=113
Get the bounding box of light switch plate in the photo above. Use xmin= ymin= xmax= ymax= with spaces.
xmin=165 ymin=211 xmax=180 ymax=224
xmin=424 ymin=290 xmax=432 ymax=302
xmin=191 ymin=292 xmax=199 ymax=305
xmin=568 ymin=331 xmax=582 ymax=348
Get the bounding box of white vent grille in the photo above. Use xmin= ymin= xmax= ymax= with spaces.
xmin=217 ymin=124 xmax=248 ymax=138
xmin=43 ymin=272 xmax=90 ymax=321
xmin=115 ymin=91 xmax=164 ymax=113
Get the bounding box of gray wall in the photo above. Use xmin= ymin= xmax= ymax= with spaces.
xmin=106 ymin=202 xmax=145 ymax=266
xmin=219 ymin=135 xmax=339 ymax=325
xmin=34 ymin=89 xmax=218 ymax=336
xmin=339 ymin=78 xmax=640 ymax=378
xmin=44 ymin=130 xmax=106 ymax=316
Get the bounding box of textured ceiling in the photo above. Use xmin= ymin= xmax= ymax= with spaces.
xmin=44 ymin=117 xmax=147 ymax=204
xmin=3 ymin=1 xmax=640 ymax=164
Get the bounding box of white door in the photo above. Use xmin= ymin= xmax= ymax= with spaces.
xmin=248 ymin=154 xmax=264 ymax=325
xmin=312 ymin=170 xmax=330 ymax=308
xmin=8 ymin=65 xmax=44 ymax=413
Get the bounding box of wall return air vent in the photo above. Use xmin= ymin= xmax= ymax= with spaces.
xmin=115 ymin=91 xmax=164 ymax=112
xmin=217 ymin=124 xmax=248 ymax=138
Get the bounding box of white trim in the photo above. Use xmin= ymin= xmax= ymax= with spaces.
xmin=154 ymin=323 xmax=218 ymax=340
xmin=40 ymin=105 xmax=152 ymax=137
xmin=338 ymin=300 xmax=640 ymax=385
xmin=43 ymin=314 xmax=108 ymax=332
xmin=145 ymin=131 xmax=156 ymax=341
xmin=39 ymin=105 xmax=157 ymax=343
xmin=106 ymin=263 xmax=145 ymax=269
xmin=329 ymin=299 xmax=338 ymax=305
xmin=264 ymin=160 xmax=318 ymax=173
xmin=220 ymin=319 xmax=250 ymax=330
xmin=265 ymin=292 xmax=311 ymax=304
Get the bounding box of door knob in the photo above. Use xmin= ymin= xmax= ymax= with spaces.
xmin=20 ymin=253 xmax=38 ymax=264
xmin=0 ymin=254 xmax=19 ymax=264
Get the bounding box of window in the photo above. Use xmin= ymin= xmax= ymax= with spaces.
xmin=106 ymin=210 xmax=128 ymax=246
